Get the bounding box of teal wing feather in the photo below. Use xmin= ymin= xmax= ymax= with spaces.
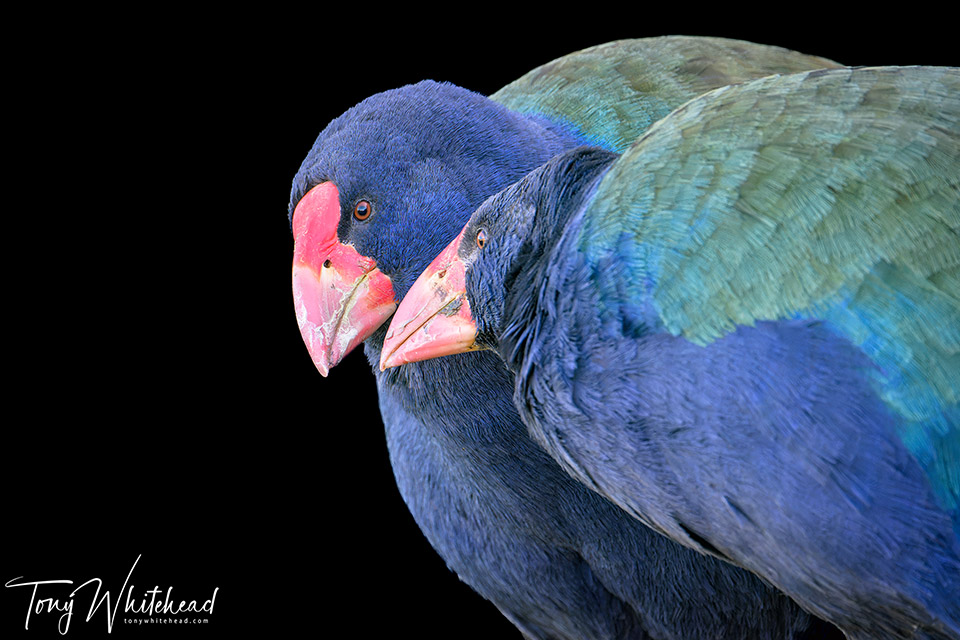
xmin=577 ymin=66 xmax=960 ymax=510
xmin=490 ymin=36 xmax=842 ymax=153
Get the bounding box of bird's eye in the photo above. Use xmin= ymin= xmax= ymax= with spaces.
xmin=354 ymin=200 xmax=372 ymax=221
xmin=476 ymin=229 xmax=487 ymax=249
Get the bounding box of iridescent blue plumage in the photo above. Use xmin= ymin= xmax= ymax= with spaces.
xmin=576 ymin=66 xmax=959 ymax=515
xmin=425 ymin=66 xmax=959 ymax=639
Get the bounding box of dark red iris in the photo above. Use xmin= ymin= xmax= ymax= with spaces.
xmin=354 ymin=200 xmax=372 ymax=220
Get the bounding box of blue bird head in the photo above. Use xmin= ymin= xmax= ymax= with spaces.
xmin=289 ymin=80 xmax=581 ymax=375
xmin=380 ymin=146 xmax=617 ymax=370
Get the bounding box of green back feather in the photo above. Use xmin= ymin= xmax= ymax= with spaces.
xmin=578 ymin=66 xmax=960 ymax=508
xmin=491 ymin=36 xmax=841 ymax=153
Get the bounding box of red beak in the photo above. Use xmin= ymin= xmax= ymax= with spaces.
xmin=379 ymin=228 xmax=480 ymax=370
xmin=292 ymin=182 xmax=397 ymax=376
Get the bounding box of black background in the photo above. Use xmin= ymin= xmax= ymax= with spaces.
xmin=4 ymin=9 xmax=953 ymax=639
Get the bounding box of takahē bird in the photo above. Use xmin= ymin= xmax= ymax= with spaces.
xmin=381 ymin=66 xmax=960 ymax=639
xmin=291 ymin=38 xmax=844 ymax=638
